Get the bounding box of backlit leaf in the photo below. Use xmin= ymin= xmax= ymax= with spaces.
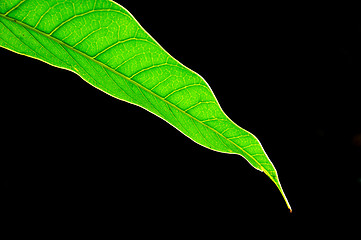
xmin=0 ymin=0 xmax=291 ymax=211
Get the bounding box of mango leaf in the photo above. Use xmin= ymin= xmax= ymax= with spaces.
xmin=0 ymin=0 xmax=291 ymax=211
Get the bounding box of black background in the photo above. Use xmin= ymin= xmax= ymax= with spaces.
xmin=1 ymin=0 xmax=361 ymax=234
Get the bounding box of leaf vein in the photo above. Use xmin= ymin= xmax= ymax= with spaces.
xmin=164 ymin=84 xmax=209 ymax=100
xmin=184 ymin=101 xmax=216 ymax=112
xmin=93 ymin=38 xmax=154 ymax=59
xmin=0 ymin=12 xmax=273 ymax=181
xmin=129 ymin=63 xmax=182 ymax=79
xmin=23 ymin=26 xmax=69 ymax=67
xmin=33 ymin=1 xmax=62 ymax=29
xmin=49 ymin=9 xmax=131 ymax=36
xmin=150 ymin=75 xmax=172 ymax=91
xmin=4 ymin=0 xmax=26 ymax=16
xmin=0 ymin=20 xmax=38 ymax=57
xmin=102 ymin=66 xmax=135 ymax=102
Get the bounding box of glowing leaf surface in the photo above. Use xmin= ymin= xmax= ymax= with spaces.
xmin=0 ymin=0 xmax=291 ymax=211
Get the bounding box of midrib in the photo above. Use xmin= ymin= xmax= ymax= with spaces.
xmin=0 ymin=12 xmax=268 ymax=176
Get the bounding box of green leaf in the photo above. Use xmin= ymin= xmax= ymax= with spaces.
xmin=0 ymin=0 xmax=291 ymax=211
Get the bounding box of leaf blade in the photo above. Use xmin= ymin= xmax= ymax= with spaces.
xmin=0 ymin=0 xmax=291 ymax=211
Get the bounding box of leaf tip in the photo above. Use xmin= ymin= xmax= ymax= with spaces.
xmin=283 ymin=191 xmax=292 ymax=213
xmin=274 ymin=179 xmax=292 ymax=213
